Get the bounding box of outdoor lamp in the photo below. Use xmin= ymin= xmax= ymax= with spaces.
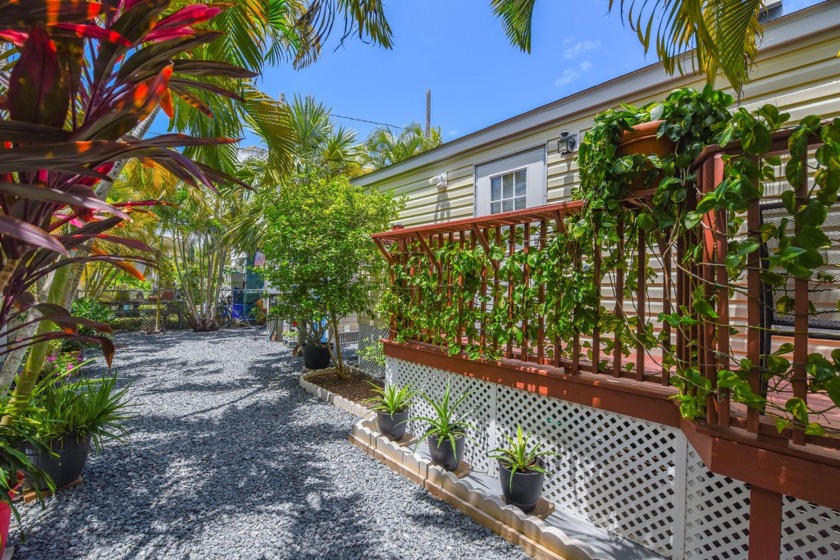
xmin=557 ymin=131 xmax=577 ymax=154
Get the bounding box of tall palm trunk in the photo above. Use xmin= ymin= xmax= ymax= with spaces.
xmin=1 ymin=265 xmax=70 ymax=423
xmin=0 ymin=273 xmax=55 ymax=391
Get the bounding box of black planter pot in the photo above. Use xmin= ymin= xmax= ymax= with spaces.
xmin=377 ymin=410 xmax=409 ymax=440
xmin=302 ymin=344 xmax=331 ymax=369
xmin=497 ymin=459 xmax=545 ymax=513
xmin=427 ymin=434 xmax=464 ymax=471
xmin=26 ymin=434 xmax=91 ymax=489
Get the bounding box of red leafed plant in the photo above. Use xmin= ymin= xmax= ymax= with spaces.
xmin=0 ymin=0 xmax=255 ymax=396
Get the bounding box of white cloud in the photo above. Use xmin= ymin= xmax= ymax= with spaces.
xmin=554 ymin=61 xmax=593 ymax=88
xmin=563 ymin=40 xmax=600 ymax=60
xmin=554 ymin=68 xmax=580 ymax=87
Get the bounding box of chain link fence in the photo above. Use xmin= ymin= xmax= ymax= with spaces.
xmin=357 ymin=324 xmax=388 ymax=380
xmin=80 ymin=289 xmax=274 ymax=333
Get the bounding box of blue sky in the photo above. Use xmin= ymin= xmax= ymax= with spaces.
xmin=157 ymin=0 xmax=822 ymax=144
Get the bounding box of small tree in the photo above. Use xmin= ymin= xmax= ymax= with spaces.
xmin=262 ymin=173 xmax=400 ymax=377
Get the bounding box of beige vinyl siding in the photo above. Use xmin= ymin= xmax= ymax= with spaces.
xmin=365 ymin=14 xmax=840 ymax=227
xmin=358 ymin=5 xmax=840 ymax=348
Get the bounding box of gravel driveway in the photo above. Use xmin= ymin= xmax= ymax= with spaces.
xmin=13 ymin=330 xmax=530 ymax=560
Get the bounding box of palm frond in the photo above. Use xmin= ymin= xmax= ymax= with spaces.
xmin=490 ymin=0 xmax=536 ymax=53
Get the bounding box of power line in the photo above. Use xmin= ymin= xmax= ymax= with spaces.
xmin=330 ymin=113 xmax=401 ymax=129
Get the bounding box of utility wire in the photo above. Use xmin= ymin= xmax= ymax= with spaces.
xmin=330 ymin=113 xmax=401 ymax=129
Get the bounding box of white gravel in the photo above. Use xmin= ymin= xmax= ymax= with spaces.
xmin=13 ymin=330 xmax=530 ymax=560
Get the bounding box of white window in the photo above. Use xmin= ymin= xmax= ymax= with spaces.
xmin=474 ymin=147 xmax=546 ymax=216
xmin=490 ymin=168 xmax=527 ymax=213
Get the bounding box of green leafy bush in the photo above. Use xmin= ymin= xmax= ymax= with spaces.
xmin=261 ymin=172 xmax=400 ymax=375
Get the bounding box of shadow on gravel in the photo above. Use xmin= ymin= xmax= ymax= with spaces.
xmin=16 ymin=331 xmax=377 ymax=560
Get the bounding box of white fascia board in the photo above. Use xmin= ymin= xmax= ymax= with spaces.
xmin=352 ymin=1 xmax=840 ymax=188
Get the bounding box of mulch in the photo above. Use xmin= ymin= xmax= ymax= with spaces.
xmin=306 ymin=366 xmax=383 ymax=406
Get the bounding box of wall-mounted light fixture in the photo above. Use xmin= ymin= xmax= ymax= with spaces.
xmin=429 ymin=172 xmax=448 ymax=191
xmin=557 ymin=131 xmax=577 ymax=155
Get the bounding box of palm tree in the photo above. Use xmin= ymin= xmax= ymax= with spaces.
xmin=362 ymin=123 xmax=443 ymax=170
xmin=225 ymin=94 xmax=363 ymax=253
xmin=491 ymin=0 xmax=765 ymax=93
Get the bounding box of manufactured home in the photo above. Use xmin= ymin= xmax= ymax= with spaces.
xmin=353 ymin=3 xmax=840 ymax=559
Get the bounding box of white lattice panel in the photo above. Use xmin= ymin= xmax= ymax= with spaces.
xmin=782 ymin=497 xmax=840 ymax=559
xmin=494 ymin=385 xmax=680 ymax=557
xmin=386 ymin=356 xmax=835 ymax=560
xmin=683 ymin=445 xmax=750 ymax=559
xmin=386 ymin=359 xmax=496 ymax=471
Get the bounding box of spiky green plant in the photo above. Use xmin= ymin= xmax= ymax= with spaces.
xmin=30 ymin=370 xmax=132 ymax=452
xmin=410 ymin=384 xmax=475 ymax=452
xmin=367 ymin=383 xmax=413 ymax=415
xmin=488 ymin=424 xmax=557 ymax=490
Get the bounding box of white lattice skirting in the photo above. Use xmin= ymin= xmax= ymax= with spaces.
xmin=386 ymin=357 xmax=840 ymax=559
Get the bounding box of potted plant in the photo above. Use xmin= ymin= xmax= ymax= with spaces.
xmin=26 ymin=371 xmax=131 ymax=489
xmin=488 ymin=425 xmax=557 ymax=513
xmin=411 ymin=385 xmax=474 ymax=471
xmin=578 ymin=86 xmax=733 ymax=205
xmin=298 ymin=319 xmax=333 ymax=370
xmin=368 ymin=383 xmax=414 ymax=440
xmin=0 ymin=396 xmax=54 ymax=555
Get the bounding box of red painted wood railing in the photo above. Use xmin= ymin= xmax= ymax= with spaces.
xmin=373 ymin=128 xmax=840 ymax=451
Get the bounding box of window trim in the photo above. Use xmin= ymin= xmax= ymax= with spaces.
xmin=473 ymin=146 xmax=547 ymax=217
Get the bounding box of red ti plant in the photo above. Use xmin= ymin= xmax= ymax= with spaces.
xmin=0 ymin=0 xmax=257 ymax=405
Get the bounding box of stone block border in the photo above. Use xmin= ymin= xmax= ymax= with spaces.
xmin=349 ymin=417 xmax=606 ymax=560
xmin=301 ymin=372 xmax=605 ymax=560
xmin=299 ymin=370 xmax=370 ymax=418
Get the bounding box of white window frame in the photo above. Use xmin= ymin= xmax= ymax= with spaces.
xmin=474 ymin=147 xmax=546 ymax=216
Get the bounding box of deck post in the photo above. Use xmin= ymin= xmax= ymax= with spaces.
xmin=748 ymin=486 xmax=782 ymax=560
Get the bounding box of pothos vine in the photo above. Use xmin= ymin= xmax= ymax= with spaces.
xmin=380 ymin=86 xmax=840 ymax=438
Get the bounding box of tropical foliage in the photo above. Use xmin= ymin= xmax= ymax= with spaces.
xmin=380 ymin=86 xmax=840 ymax=437
xmin=410 ymin=385 xmax=474 ymax=450
xmin=367 ymin=383 xmax=414 ymax=414
xmin=0 ymin=1 xmax=268 ymax=415
xmin=30 ymin=372 xmax=131 ymax=452
xmin=362 ymin=123 xmax=442 ymax=170
xmin=261 ymin=172 xmax=400 ymax=376
xmin=488 ymin=425 xmax=555 ymax=488
xmin=492 ymin=0 xmax=768 ymax=91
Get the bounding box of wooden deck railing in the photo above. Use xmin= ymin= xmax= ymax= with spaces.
xmin=373 ymin=128 xmax=840 ymax=452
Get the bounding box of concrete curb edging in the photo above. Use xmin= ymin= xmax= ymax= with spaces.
xmin=349 ymin=417 xmax=608 ymax=560
xmin=298 ymin=371 xmax=371 ymax=418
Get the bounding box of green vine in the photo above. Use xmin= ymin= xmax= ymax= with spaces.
xmin=381 ymin=87 xmax=840 ymax=438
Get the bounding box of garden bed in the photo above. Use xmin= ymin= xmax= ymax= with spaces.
xmin=305 ymin=366 xmax=382 ymax=405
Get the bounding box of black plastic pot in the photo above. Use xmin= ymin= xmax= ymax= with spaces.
xmin=302 ymin=344 xmax=331 ymax=369
xmin=497 ymin=459 xmax=545 ymax=513
xmin=377 ymin=410 xmax=409 ymax=440
xmin=427 ymin=434 xmax=464 ymax=471
xmin=27 ymin=434 xmax=91 ymax=489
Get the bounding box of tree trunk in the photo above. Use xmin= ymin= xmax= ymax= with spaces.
xmin=330 ymin=313 xmax=346 ymax=379
xmin=1 ymin=264 xmax=70 ymax=424
xmin=0 ymin=274 xmax=54 ymax=392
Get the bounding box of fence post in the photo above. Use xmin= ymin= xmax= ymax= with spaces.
xmin=748 ymin=486 xmax=782 ymax=560
xmin=672 ymin=434 xmax=689 ymax=559
xmin=487 ymin=383 xmax=499 ymax=473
